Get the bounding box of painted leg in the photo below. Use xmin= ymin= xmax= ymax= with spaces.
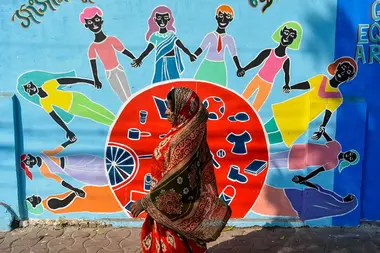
xmin=46 ymin=192 xmax=76 ymax=210
xmin=242 ymin=75 xmax=259 ymax=101
xmin=252 ymin=184 xmax=297 ymax=217
xmin=107 ymin=66 xmax=131 ymax=102
xmin=252 ymin=80 xmax=272 ymax=112
xmin=70 ymin=93 xmax=115 ymax=126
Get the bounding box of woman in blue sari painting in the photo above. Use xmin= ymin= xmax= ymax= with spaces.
xmin=131 ymin=5 xmax=196 ymax=84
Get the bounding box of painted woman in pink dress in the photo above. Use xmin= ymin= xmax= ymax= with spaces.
xmin=238 ymin=21 xmax=303 ymax=112
xmin=269 ymin=132 xmax=360 ymax=183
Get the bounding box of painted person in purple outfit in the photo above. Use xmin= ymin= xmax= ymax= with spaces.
xmin=193 ymin=4 xmax=243 ymax=87
xmin=20 ymin=139 xmax=108 ymax=199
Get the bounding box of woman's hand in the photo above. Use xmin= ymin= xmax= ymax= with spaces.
xmin=66 ymin=130 xmax=77 ymax=142
xmin=312 ymin=126 xmax=326 ymax=140
xmin=93 ymin=77 xmax=102 ymax=89
xmin=74 ymin=188 xmax=86 ymax=198
xmin=189 ymin=54 xmax=197 ymax=62
xmin=237 ymin=68 xmax=245 ymax=77
xmin=282 ymin=84 xmax=291 ymax=93
xmin=131 ymin=58 xmax=143 ymax=68
xmin=131 ymin=199 xmax=144 ymax=217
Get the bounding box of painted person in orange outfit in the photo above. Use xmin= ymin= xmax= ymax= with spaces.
xmin=238 ymin=21 xmax=303 ymax=112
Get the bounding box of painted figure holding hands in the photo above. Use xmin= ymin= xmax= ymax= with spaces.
xmin=132 ymin=6 xmax=196 ymax=84
xmin=194 ymin=5 xmax=243 ymax=87
xmin=81 ymin=7 xmax=135 ymax=102
xmin=239 ymin=21 xmax=303 ymax=112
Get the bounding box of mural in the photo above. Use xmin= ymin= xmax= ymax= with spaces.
xmin=132 ymin=6 xmax=195 ymax=84
xmin=194 ymin=5 xmax=243 ymax=87
xmin=81 ymin=6 xmax=135 ymax=102
xmin=0 ymin=0 xmax=369 ymax=228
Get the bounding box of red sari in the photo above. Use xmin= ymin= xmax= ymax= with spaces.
xmin=140 ymin=88 xmax=231 ymax=252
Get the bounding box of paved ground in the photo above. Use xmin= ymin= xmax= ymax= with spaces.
xmin=0 ymin=224 xmax=379 ymax=253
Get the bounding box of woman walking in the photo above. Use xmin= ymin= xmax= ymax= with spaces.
xmin=131 ymin=87 xmax=231 ymax=252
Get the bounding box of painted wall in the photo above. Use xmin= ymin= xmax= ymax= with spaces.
xmin=0 ymin=0 xmax=378 ymax=231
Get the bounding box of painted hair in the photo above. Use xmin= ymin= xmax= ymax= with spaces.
xmin=272 ymin=21 xmax=303 ymax=50
xmin=79 ymin=6 xmax=103 ymax=24
xmin=216 ymin=4 xmax=234 ymax=17
xmin=338 ymin=149 xmax=360 ymax=173
xmin=145 ymin=5 xmax=176 ymax=41
xmin=327 ymin=57 xmax=358 ymax=81
xmin=20 ymin=154 xmax=33 ymax=180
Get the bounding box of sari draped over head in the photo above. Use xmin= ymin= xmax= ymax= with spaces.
xmin=152 ymin=32 xmax=185 ymax=84
xmin=141 ymin=87 xmax=231 ymax=245
xmin=17 ymin=70 xmax=76 ymax=123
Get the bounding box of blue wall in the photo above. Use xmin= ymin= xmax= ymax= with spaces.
xmin=0 ymin=0 xmax=379 ymax=230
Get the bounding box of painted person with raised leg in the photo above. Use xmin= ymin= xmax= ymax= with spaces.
xmin=18 ymin=70 xmax=115 ymax=141
xmin=193 ymin=4 xmax=243 ymax=87
xmin=132 ymin=6 xmax=196 ymax=84
xmin=264 ymin=57 xmax=358 ymax=147
xmin=80 ymin=6 xmax=135 ymax=102
xmin=238 ymin=21 xmax=303 ymax=112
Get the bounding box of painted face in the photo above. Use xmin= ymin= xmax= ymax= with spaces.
xmin=84 ymin=14 xmax=103 ymax=33
xmin=26 ymin=195 xmax=41 ymax=208
xmin=23 ymin=154 xmax=37 ymax=168
xmin=165 ymin=99 xmax=175 ymax=126
xmin=280 ymin=27 xmax=297 ymax=47
xmin=215 ymin=11 xmax=233 ymax=29
xmin=154 ymin=12 xmax=170 ymax=29
xmin=343 ymin=151 xmax=357 ymax=163
xmin=23 ymin=82 xmax=38 ymax=96
xmin=343 ymin=194 xmax=354 ymax=203
xmin=335 ymin=62 xmax=355 ymax=83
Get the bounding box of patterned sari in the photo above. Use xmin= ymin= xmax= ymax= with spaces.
xmin=141 ymin=87 xmax=231 ymax=252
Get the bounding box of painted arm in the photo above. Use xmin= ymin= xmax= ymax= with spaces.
xmin=121 ymin=48 xmax=136 ymax=60
xmin=233 ymin=56 xmax=243 ymax=71
xmin=194 ymin=47 xmax=203 ymax=57
xmin=290 ymin=81 xmax=311 ymax=90
xmin=283 ymin=58 xmax=290 ymax=86
xmin=56 ymin=78 xmax=94 ymax=86
xmin=61 ymin=181 xmax=86 ymax=198
xmin=243 ymin=49 xmax=271 ymax=71
xmin=312 ymin=110 xmax=333 ymax=140
xmin=176 ymin=39 xmax=197 ymax=62
xmin=90 ymin=59 xmax=102 ymax=89
xmin=323 ymin=131 xmax=333 ymax=142
xmin=48 ymin=111 xmax=76 ymax=142
xmin=194 ymin=34 xmax=210 ymax=57
xmin=132 ymin=43 xmax=155 ymax=67
xmin=292 ymin=167 xmax=326 ymax=184
xmin=42 ymin=140 xmax=76 ymax=156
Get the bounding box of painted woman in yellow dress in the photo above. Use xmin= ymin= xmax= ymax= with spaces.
xmin=265 ymin=57 xmax=358 ymax=147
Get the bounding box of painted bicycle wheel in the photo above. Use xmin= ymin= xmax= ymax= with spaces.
xmin=106 ymin=142 xmax=140 ymax=189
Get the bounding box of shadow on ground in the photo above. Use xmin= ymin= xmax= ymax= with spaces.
xmin=206 ymin=225 xmax=380 ymax=253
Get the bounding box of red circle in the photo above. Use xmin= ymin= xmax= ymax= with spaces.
xmin=107 ymin=80 xmax=269 ymax=218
